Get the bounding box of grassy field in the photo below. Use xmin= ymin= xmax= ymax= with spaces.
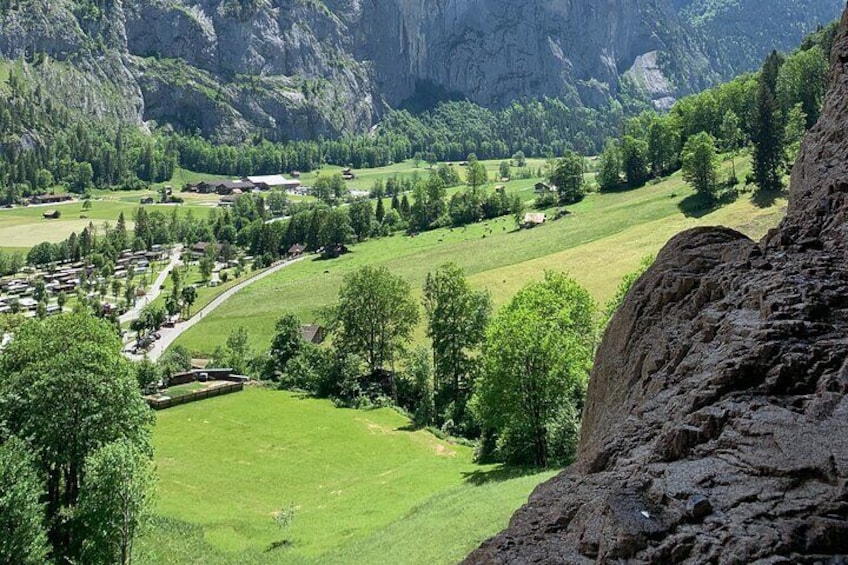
xmin=299 ymin=158 xmax=549 ymax=193
xmin=0 ymin=189 xmax=213 ymax=251
xmin=135 ymin=388 xmax=554 ymax=565
xmin=172 ymin=154 xmax=786 ymax=357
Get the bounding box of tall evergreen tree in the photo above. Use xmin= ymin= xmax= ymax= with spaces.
xmin=375 ymin=196 xmax=386 ymax=224
xmin=753 ymin=50 xmax=786 ymax=193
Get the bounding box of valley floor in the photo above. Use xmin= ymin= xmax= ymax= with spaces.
xmin=135 ymin=388 xmax=555 ymax=564
xmin=172 ymin=155 xmax=786 ymax=357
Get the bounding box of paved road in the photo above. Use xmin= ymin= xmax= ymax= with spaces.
xmin=119 ymin=244 xmax=184 ymax=325
xmin=129 ymin=256 xmax=307 ymax=361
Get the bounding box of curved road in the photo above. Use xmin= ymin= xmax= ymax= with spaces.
xmin=131 ymin=256 xmax=307 ymax=361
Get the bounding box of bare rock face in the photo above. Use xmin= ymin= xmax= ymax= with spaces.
xmin=465 ymin=8 xmax=848 ymax=565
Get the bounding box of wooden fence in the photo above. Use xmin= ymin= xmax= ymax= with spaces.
xmin=147 ymin=382 xmax=244 ymax=410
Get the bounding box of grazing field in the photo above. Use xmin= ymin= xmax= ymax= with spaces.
xmin=0 ymin=187 xmax=212 ymax=251
xmin=297 ymin=158 xmax=550 ymax=192
xmin=135 ymin=387 xmax=554 ymax=565
xmin=173 ymin=154 xmax=786 ymax=357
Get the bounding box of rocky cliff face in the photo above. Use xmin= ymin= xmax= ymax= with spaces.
xmin=0 ymin=0 xmax=841 ymax=142
xmin=465 ymin=7 xmax=848 ymax=564
xmin=358 ymin=0 xmax=714 ymax=109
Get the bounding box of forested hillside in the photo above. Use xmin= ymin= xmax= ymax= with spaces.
xmin=0 ymin=0 xmax=839 ymax=145
xmin=0 ymin=17 xmax=836 ymax=206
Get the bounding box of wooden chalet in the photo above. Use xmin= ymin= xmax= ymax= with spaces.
xmin=287 ymin=244 xmax=306 ymax=257
xmin=30 ymin=194 xmax=72 ymax=205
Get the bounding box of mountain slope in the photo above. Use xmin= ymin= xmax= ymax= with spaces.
xmin=0 ymin=0 xmax=841 ymax=142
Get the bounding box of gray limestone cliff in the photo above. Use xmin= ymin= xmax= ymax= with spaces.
xmin=0 ymin=0 xmax=841 ymax=141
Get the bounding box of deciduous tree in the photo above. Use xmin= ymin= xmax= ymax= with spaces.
xmin=472 ymin=273 xmax=595 ymax=467
xmin=77 ymin=440 xmax=155 ymax=565
xmin=423 ymin=263 xmax=491 ymax=428
xmin=0 ymin=314 xmax=153 ymax=562
xmin=549 ymin=151 xmax=585 ymax=205
xmin=681 ymin=132 xmax=721 ymax=201
xmin=334 ymin=266 xmax=419 ymax=375
xmin=0 ymin=438 xmax=48 ymax=565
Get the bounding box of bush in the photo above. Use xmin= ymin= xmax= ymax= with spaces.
xmin=534 ymin=192 xmax=557 ymax=209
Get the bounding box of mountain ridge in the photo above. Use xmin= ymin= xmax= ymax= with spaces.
xmin=0 ymin=0 xmax=841 ymax=142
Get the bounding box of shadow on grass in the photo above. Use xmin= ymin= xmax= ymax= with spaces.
xmin=752 ymin=189 xmax=786 ymax=209
xmin=678 ymin=187 xmax=741 ymax=218
xmin=266 ymin=539 xmax=292 ymax=552
xmin=462 ymin=465 xmax=541 ymax=486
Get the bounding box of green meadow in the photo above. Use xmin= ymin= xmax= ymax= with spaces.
xmin=173 ymin=154 xmax=786 ymax=357
xmin=0 ymin=186 xmax=213 ymax=251
xmin=136 ymin=388 xmax=554 ymax=565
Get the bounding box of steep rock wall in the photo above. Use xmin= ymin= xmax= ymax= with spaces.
xmin=465 ymin=7 xmax=848 ymax=564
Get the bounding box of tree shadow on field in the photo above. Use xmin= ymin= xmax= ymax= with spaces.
xmin=266 ymin=539 xmax=292 ymax=552
xmin=752 ymin=188 xmax=786 ymax=209
xmin=462 ymin=465 xmax=539 ymax=486
xmin=678 ymin=188 xmax=740 ymax=218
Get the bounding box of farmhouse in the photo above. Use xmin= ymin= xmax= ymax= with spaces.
xmin=30 ymin=194 xmax=72 ymax=205
xmin=301 ymin=324 xmax=325 ymax=344
xmin=213 ymin=180 xmax=255 ymax=195
xmin=243 ymin=175 xmax=302 ymax=191
xmin=190 ymin=241 xmax=223 ymax=258
xmin=186 ymin=180 xmax=254 ymax=195
xmin=287 ymin=243 xmax=306 ymax=257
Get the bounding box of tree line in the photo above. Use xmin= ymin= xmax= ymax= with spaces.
xmin=594 ymin=23 xmax=834 ymax=200
xmin=211 ymin=260 xmax=651 ymax=469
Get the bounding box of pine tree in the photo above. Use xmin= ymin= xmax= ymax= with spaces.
xmin=753 ymin=50 xmax=786 ymax=193
xmin=400 ymin=194 xmax=411 ymax=219
xmin=375 ymin=197 xmax=385 ymax=223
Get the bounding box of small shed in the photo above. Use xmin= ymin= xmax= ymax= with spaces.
xmin=301 ymin=325 xmax=325 ymax=344
xmin=43 ymin=210 xmax=61 ymax=219
xmin=523 ymin=213 xmax=547 ymax=228
xmin=288 ymin=244 xmax=306 ymax=257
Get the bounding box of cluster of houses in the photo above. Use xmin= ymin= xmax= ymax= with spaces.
xmin=0 ymin=246 xmax=169 ymax=317
xmin=183 ymin=175 xmax=302 ymax=197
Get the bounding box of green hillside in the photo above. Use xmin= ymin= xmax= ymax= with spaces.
xmin=173 ymin=152 xmax=786 ymax=357
xmin=135 ymin=388 xmax=554 ymax=564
